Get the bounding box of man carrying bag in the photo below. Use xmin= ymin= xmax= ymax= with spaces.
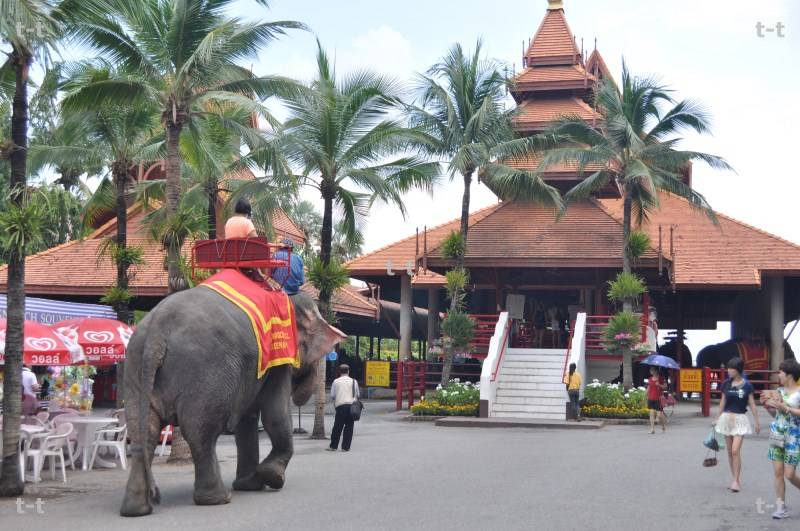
xmin=327 ymin=364 xmax=361 ymax=452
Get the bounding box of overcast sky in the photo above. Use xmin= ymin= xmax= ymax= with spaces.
xmin=233 ymin=0 xmax=800 ymax=355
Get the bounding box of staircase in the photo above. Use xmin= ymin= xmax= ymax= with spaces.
xmin=492 ymin=347 xmax=568 ymax=420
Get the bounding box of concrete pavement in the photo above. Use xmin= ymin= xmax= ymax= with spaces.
xmin=1 ymin=400 xmax=795 ymax=531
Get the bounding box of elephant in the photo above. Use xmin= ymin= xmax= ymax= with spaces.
xmin=119 ymin=287 xmax=346 ymax=517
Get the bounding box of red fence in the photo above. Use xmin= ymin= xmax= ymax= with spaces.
xmin=468 ymin=314 xmax=499 ymax=358
xmin=392 ymin=360 xmax=483 ymax=410
xmin=700 ymin=367 xmax=780 ymax=417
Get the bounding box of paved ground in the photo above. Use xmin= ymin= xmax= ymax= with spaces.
xmin=1 ymin=400 xmax=796 ymax=531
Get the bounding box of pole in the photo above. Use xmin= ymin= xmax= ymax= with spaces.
xmin=702 ymin=366 xmax=711 ymax=417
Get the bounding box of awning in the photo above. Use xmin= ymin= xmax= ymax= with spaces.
xmin=0 ymin=294 xmax=117 ymax=325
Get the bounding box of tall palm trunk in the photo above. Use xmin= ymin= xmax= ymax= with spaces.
xmin=164 ymin=119 xmax=184 ymax=293
xmin=206 ymin=180 xmax=218 ymax=239
xmin=113 ymin=163 xmax=131 ymax=409
xmin=163 ymin=115 xmax=192 ymax=462
xmin=311 ymin=184 xmax=335 ymax=439
xmin=0 ymin=50 xmax=31 ymax=497
xmin=621 ymin=185 xmax=634 ymax=390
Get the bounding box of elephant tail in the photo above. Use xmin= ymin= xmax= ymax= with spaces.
xmin=129 ymin=319 xmax=167 ymax=508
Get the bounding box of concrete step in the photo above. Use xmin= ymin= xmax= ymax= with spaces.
xmin=498 ymin=380 xmax=565 ymax=390
xmin=506 ymin=348 xmax=567 ymax=357
xmin=492 ymin=403 xmax=566 ymax=414
xmin=495 ymin=388 xmax=565 ymax=399
xmin=497 ymin=384 xmax=565 ymax=394
xmin=497 ymin=375 xmax=566 ymax=386
xmin=491 ymin=411 xmax=566 ymax=421
xmin=498 ymin=365 xmax=563 ymax=377
xmin=501 ymin=357 xmax=564 ymax=368
xmin=495 ymin=396 xmax=566 ymax=406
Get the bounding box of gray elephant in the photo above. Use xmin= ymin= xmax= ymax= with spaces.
xmin=120 ymin=288 xmax=345 ymax=517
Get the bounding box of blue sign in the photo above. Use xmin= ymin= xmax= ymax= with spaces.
xmin=326 ymin=351 xmax=338 ymax=361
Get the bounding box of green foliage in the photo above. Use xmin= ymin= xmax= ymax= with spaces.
xmin=602 ymin=311 xmax=642 ymax=352
xmin=100 ymin=287 xmax=133 ymax=307
xmin=98 ymin=239 xmax=144 ymax=269
xmin=444 ymin=267 xmax=469 ymax=309
xmin=441 ymin=231 xmax=465 ymax=261
xmin=146 ymin=204 xmax=207 ymax=256
xmin=583 ymin=381 xmax=648 ymax=418
xmin=0 ymin=189 xmax=47 ymax=260
xmin=607 ymin=272 xmax=646 ymax=304
xmin=441 ymin=311 xmax=475 ymax=349
xmin=307 ymin=256 xmax=349 ymax=301
xmin=431 ymin=379 xmax=480 ymax=406
xmin=626 ymin=230 xmax=651 ymax=261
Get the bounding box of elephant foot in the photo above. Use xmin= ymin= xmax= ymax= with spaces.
xmin=193 ymin=487 xmax=232 ymax=506
xmin=232 ymin=473 xmax=265 ymax=492
xmin=120 ymin=494 xmax=153 ymax=517
xmin=256 ymin=461 xmax=286 ymax=490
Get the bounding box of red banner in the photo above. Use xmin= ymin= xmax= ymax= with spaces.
xmin=200 ymin=269 xmax=298 ymax=378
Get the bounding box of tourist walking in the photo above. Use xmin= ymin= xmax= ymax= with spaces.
xmin=563 ymin=363 xmax=582 ymax=421
xmin=715 ymin=356 xmax=761 ymax=492
xmin=762 ymin=359 xmax=800 ymax=519
xmin=647 ymin=366 xmax=667 ymax=434
xmin=328 ymin=364 xmax=360 ymax=452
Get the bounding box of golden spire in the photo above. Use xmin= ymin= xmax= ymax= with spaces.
xmin=548 ymin=0 xmax=564 ymax=10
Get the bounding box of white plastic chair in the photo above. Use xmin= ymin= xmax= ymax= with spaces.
xmin=25 ymin=423 xmax=73 ymax=484
xmin=158 ymin=425 xmax=173 ymax=457
xmin=89 ymin=424 xmax=128 ymax=470
xmin=52 ymin=414 xmax=80 ymax=470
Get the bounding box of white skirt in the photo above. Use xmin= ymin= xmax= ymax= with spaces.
xmin=715 ymin=412 xmax=752 ymax=436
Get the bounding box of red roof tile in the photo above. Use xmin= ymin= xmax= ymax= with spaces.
xmin=524 ymin=7 xmax=581 ymax=66
xmin=598 ymin=194 xmax=800 ymax=288
xmin=300 ymin=283 xmax=378 ymax=319
xmin=514 ymin=65 xmax=593 ymax=84
xmin=512 ymin=97 xmax=600 ymax=131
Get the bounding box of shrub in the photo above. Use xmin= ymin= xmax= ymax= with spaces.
xmin=431 ymin=379 xmax=480 ymax=406
xmin=626 ymin=230 xmax=651 ymax=261
xmin=582 ymin=380 xmax=649 ymax=418
xmin=603 ymin=311 xmax=642 ymax=352
xmin=607 ymin=272 xmax=645 ymax=305
xmin=441 ymin=230 xmax=465 ymax=260
xmin=441 ymin=311 xmax=475 ymax=349
xmin=444 ymin=267 xmax=469 ymax=309
xmin=410 ymin=400 xmax=478 ymax=417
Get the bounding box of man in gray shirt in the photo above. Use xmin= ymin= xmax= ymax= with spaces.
xmin=327 ymin=364 xmax=360 ymax=452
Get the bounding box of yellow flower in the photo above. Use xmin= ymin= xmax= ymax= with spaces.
xmin=69 ymin=383 xmax=80 ymax=395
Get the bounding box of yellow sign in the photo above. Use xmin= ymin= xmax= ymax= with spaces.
xmin=679 ymin=368 xmax=703 ymax=393
xmin=366 ymin=361 xmax=390 ymax=387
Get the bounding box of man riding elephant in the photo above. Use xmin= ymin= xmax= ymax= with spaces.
xmin=120 ymin=284 xmax=345 ymax=517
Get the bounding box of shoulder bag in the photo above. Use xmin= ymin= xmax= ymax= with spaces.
xmin=350 ymin=380 xmax=364 ymax=421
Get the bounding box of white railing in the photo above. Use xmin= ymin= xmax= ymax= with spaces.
xmin=479 ymin=312 xmax=511 ymax=417
xmin=563 ymin=312 xmax=587 ymax=401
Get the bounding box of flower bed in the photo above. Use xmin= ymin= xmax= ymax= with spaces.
xmin=410 ymin=379 xmax=479 ymax=417
xmin=582 ymin=380 xmax=649 ymax=419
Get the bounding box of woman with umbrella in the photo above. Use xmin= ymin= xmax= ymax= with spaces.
xmin=642 ymin=354 xmax=680 ymax=434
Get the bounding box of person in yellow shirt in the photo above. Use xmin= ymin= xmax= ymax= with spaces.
xmin=564 ymin=363 xmax=582 ymax=421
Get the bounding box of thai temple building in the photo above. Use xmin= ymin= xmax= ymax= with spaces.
xmin=346 ymin=0 xmax=800 ymax=417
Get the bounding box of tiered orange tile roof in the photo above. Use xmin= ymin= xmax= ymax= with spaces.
xmin=598 ymin=194 xmax=800 ymax=288
xmin=300 ymin=283 xmax=378 ymax=319
xmin=345 ymin=204 xmax=502 ymax=276
xmin=512 ymin=97 xmax=600 ymax=132
xmin=524 ymin=5 xmax=581 ymax=66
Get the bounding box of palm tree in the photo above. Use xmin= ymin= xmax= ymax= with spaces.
xmin=63 ymin=0 xmax=305 ymax=291
xmin=29 ymin=61 xmax=161 ymax=324
xmin=0 ymin=0 xmax=62 ymax=497
xmin=251 ymin=41 xmax=439 ymax=438
xmin=407 ymin=40 xmax=561 ymax=270
xmin=540 ymin=62 xmax=731 ymax=388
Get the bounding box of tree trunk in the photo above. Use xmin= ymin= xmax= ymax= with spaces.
xmin=113 ymin=163 xmax=132 ymax=408
xmin=310 ymin=187 xmax=335 ymax=440
xmin=622 ymin=349 xmax=633 ymax=391
xmin=206 ymin=181 xmax=218 ymax=240
xmin=457 ymin=171 xmax=472 ymax=270
xmin=164 ymin=120 xmax=184 ymax=293
xmin=441 ymin=347 xmax=454 ymax=385
xmin=0 ymin=50 xmax=31 ymax=497
xmin=621 ymin=185 xmax=633 ymax=390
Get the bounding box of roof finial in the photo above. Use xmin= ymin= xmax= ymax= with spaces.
xmin=547 ymin=0 xmax=564 ymax=10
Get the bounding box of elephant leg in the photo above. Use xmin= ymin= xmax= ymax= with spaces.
xmin=232 ymin=412 xmax=263 ymax=491
xmin=256 ymin=365 xmax=294 ymax=490
xmin=120 ymin=414 xmax=162 ymax=517
xmin=181 ymin=420 xmax=231 ymax=506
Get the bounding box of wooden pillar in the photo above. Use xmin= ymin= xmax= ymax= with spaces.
xmin=377 ymin=337 xmax=382 ymax=359
xmin=427 ymin=287 xmax=439 ymax=347
xmin=769 ymin=276 xmax=785 ymax=370
xmin=355 ymin=335 xmax=360 ymax=359
xmin=369 ymin=336 xmax=374 ymax=359
xmin=400 ymin=274 xmax=413 ymax=360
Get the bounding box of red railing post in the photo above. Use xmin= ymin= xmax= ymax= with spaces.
xmin=701 ymin=366 xmax=711 ymax=417
xmin=407 ymin=362 xmax=415 ymax=408
xmin=396 ymin=361 xmax=404 ymax=411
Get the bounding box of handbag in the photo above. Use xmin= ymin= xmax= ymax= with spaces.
xmin=703 ymin=426 xmax=726 ymax=451
xmin=702 ymin=449 xmax=718 ymax=467
xmin=769 ymin=430 xmax=785 ymax=449
xmin=350 ymin=380 xmax=364 ymax=421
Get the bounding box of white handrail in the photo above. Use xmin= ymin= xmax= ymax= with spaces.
xmin=564 ymin=312 xmax=587 ymax=400
xmin=479 ymin=312 xmax=510 ymax=417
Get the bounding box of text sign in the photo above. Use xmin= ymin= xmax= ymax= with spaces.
xmin=679 ymin=368 xmax=703 ymax=393
xmin=365 ymin=361 xmax=390 ymax=387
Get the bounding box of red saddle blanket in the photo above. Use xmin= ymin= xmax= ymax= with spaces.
xmin=200 ymin=269 xmax=299 ymax=378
